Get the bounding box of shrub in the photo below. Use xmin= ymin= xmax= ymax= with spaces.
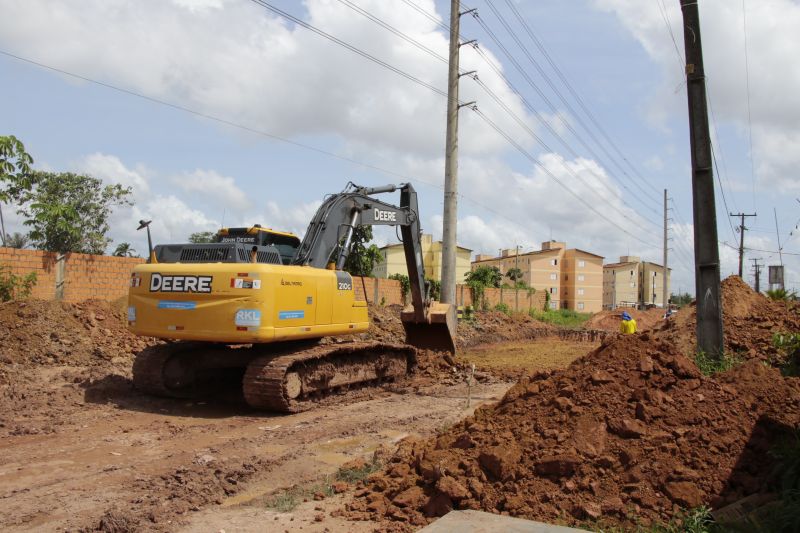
xmin=694 ymin=350 xmax=743 ymax=376
xmin=0 ymin=264 xmax=37 ymax=302
xmin=529 ymin=308 xmax=591 ymax=329
xmin=494 ymin=302 xmax=511 ymax=316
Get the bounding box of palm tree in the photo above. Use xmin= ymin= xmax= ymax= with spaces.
xmin=113 ymin=242 xmax=137 ymax=257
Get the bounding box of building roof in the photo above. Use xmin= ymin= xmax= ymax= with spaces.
xmin=604 ymin=261 xmax=638 ymax=269
xmin=571 ymin=248 xmax=604 ymax=259
xmin=380 ymin=242 xmax=472 ymax=252
xmin=471 ymin=247 xmax=561 ymax=264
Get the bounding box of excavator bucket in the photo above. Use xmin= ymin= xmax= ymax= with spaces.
xmin=400 ymin=301 xmax=457 ymax=354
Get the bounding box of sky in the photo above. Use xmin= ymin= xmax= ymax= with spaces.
xmin=1 ymin=0 xmax=799 ymax=296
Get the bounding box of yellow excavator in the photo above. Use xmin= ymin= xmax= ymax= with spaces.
xmin=127 ymin=183 xmax=456 ymax=412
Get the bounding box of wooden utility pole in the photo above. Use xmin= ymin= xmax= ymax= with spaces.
xmin=680 ymin=0 xmax=724 ymax=356
xmin=663 ymin=189 xmax=669 ymax=309
xmin=440 ymin=0 xmax=462 ymax=306
xmin=751 ymin=257 xmax=762 ymax=293
xmin=730 ymin=212 xmax=757 ymax=277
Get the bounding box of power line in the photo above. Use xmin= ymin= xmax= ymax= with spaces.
xmin=741 ymin=0 xmax=757 ymax=210
xmin=497 ymin=0 xmax=663 ymax=202
xmin=248 ymin=0 xmax=449 ymax=99
xmin=470 ymin=11 xmax=661 ymax=214
xmin=710 ymin=142 xmax=739 ymax=242
xmin=473 ymin=108 xmax=660 ymax=248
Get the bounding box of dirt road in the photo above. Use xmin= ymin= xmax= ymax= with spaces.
xmin=0 ymin=372 xmax=509 ymax=532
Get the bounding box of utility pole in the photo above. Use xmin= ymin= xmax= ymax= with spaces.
xmin=774 ymin=208 xmax=785 ymax=280
xmin=729 ymin=212 xmax=757 ymax=277
xmin=680 ymin=0 xmax=724 ymax=356
xmin=751 ymin=258 xmax=762 ymax=293
xmin=663 ymin=189 xmax=669 ymax=309
xmin=440 ymin=0 xmax=464 ymax=306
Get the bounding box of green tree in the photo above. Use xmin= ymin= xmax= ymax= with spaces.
xmin=426 ymin=277 xmax=441 ymax=301
xmin=670 ymin=292 xmax=693 ymax=308
xmin=767 ymin=288 xmax=797 ymax=301
xmin=188 ymin=231 xmax=216 ymax=244
xmin=0 ymin=264 xmax=37 ymax=302
xmin=113 ymin=242 xmax=137 ymax=257
xmin=388 ymin=273 xmax=410 ymax=302
xmin=343 ymin=226 xmax=383 ymax=277
xmin=3 ymin=232 xmax=29 ymax=249
xmin=505 ymin=267 xmax=524 ymax=287
xmin=16 ymin=171 xmax=132 ymax=254
xmin=0 ymin=136 xmax=34 ymax=246
xmin=464 ymin=265 xmax=502 ymax=310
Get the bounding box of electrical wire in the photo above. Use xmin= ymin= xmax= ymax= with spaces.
xmin=497 ymin=0 xmax=663 ymax=202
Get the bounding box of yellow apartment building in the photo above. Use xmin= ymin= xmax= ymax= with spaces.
xmin=471 ymin=241 xmax=604 ymax=312
xmin=603 ymin=256 xmax=671 ymax=309
xmin=372 ymin=234 xmax=472 ymax=282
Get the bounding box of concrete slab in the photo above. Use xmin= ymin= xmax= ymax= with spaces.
xmin=418 ymin=510 xmax=591 ymax=533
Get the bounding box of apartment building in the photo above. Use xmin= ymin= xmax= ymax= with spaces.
xmin=372 ymin=233 xmax=472 ymax=282
xmin=603 ymin=256 xmax=671 ymax=309
xmin=471 ymin=241 xmax=604 ymax=312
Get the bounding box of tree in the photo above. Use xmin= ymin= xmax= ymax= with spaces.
xmin=505 ymin=267 xmax=524 ymax=287
xmin=464 ymin=265 xmax=502 ymax=310
xmin=343 ymin=226 xmax=383 ymax=277
xmin=188 ymin=231 xmax=216 ymax=244
xmin=15 ymin=171 xmax=132 ymax=254
xmin=113 ymin=242 xmax=138 ymax=257
xmin=0 ymin=136 xmax=34 ymax=246
xmin=670 ymin=292 xmax=693 ymax=308
xmin=766 ymin=288 xmax=797 ymax=301
xmin=388 ymin=273 xmax=410 ymax=302
xmin=3 ymin=232 xmax=29 ymax=249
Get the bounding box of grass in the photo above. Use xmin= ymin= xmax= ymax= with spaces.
xmin=265 ymin=457 xmax=382 ymax=512
xmin=694 ymin=350 xmax=744 ymax=376
xmin=588 ymin=507 xmax=716 ymax=533
xmin=528 ymin=308 xmax=592 ymax=329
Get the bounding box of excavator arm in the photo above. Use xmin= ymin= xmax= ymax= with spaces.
xmin=294 ymin=183 xmax=456 ymax=353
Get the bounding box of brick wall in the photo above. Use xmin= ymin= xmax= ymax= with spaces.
xmin=1 ymin=247 xmax=144 ymax=302
xmin=481 ymin=286 xmax=547 ymax=312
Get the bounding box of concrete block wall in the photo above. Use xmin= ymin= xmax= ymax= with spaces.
xmin=481 ymin=287 xmax=547 ymax=312
xmin=0 ymin=247 xmax=59 ymax=299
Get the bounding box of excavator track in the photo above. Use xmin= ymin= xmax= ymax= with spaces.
xmin=132 ymin=341 xmax=252 ymax=399
xmin=242 ymin=342 xmax=416 ymax=412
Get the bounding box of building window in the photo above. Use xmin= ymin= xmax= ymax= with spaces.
xmin=630 ymin=270 xmax=634 ymax=275
xmin=549 ymin=301 xmax=557 ymax=310
xmin=630 ymin=282 xmax=635 ymax=287
xmin=578 ymin=260 xmax=585 ymax=268
xmin=577 ymin=288 xmax=584 ymax=296
xmin=550 ymin=259 xmax=558 ymax=266
xmin=549 ymin=287 xmax=557 ymax=294
xmin=577 ymin=302 xmax=585 ymax=310
xmin=577 ymin=274 xmax=585 ymax=281
xmin=549 ymin=273 xmax=557 ymax=280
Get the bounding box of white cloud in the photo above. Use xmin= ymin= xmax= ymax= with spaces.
xmin=80 ymin=153 xmax=150 ymax=196
xmin=593 ymin=0 xmax=800 ymax=193
xmin=172 ymin=169 xmax=251 ymax=211
xmin=0 ymin=0 xmax=536 ymax=159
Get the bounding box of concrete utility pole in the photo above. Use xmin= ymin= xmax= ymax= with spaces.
xmin=680 ymin=0 xmax=724 ymax=356
xmin=751 ymin=257 xmax=762 ymax=293
xmin=730 ymin=212 xmax=757 ymax=277
xmin=774 ymin=207 xmax=784 ymax=274
xmin=440 ymin=0 xmax=462 ymax=306
xmin=663 ymin=189 xmax=669 ymax=309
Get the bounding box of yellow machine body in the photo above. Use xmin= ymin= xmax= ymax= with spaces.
xmin=128 ymin=262 xmax=369 ymax=344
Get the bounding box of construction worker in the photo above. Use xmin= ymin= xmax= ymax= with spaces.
xmin=620 ymin=311 xmax=637 ymax=335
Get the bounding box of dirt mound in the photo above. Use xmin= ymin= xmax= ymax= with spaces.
xmin=586 ymin=307 xmax=669 ymax=333
xmin=0 ymin=298 xmax=155 ymax=367
xmin=343 ymin=333 xmax=800 ymax=529
xmin=0 ymin=298 xmax=158 ymax=436
xmin=658 ymin=276 xmax=800 ymax=362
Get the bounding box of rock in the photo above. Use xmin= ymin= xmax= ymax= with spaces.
xmin=423 ymin=492 xmax=453 ymax=517
xmin=666 ymin=355 xmax=701 ymax=379
xmin=331 ymin=481 xmax=349 ymax=494
xmin=601 ymin=496 xmax=624 ymax=514
xmin=436 ymin=476 xmax=470 ymax=501
xmin=553 ymin=396 xmax=573 ymax=410
xmin=393 ymin=486 xmax=425 ymax=508
xmin=534 ymin=454 xmax=582 ymax=477
xmin=478 ymin=445 xmax=521 ymax=481
xmin=664 ymin=481 xmax=704 ymax=508
xmin=580 ymin=501 xmax=601 ymax=519
xmin=639 ymin=356 xmax=654 ymax=373
xmin=590 ymin=370 xmax=615 ymax=384
xmin=571 ymin=416 xmax=607 ymax=456
xmin=608 ymin=418 xmax=648 ymax=438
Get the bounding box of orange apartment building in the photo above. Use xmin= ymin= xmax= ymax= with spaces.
xmin=471 ymin=241 xmax=603 ymax=312
xmin=603 ymin=255 xmax=671 ymax=309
